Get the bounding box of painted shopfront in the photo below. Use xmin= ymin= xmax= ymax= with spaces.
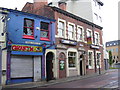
xmin=0 ymin=8 xmax=55 ymax=84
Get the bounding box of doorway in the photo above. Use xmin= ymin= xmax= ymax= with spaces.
xmin=46 ymin=52 xmax=54 ymax=81
xmin=59 ymin=52 xmax=66 ymax=78
xmin=80 ymin=55 xmax=83 ymax=76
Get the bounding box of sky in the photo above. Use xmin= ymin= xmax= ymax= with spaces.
xmin=0 ymin=0 xmax=119 ymax=43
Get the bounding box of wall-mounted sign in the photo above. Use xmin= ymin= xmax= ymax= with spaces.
xmin=60 ymin=60 xmax=65 ymax=70
xmin=25 ymin=41 xmax=41 ymax=45
xmin=11 ymin=44 xmax=42 ymax=52
xmin=79 ymin=44 xmax=84 ymax=47
xmin=61 ymin=39 xmax=77 ymax=45
xmin=90 ymin=45 xmax=99 ymax=49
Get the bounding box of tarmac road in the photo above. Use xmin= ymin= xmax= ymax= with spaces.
xmin=37 ymin=69 xmax=119 ymax=89
xmin=2 ymin=69 xmax=119 ymax=90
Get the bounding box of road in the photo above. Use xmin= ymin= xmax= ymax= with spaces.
xmin=36 ymin=69 xmax=119 ymax=89
xmin=2 ymin=69 xmax=119 ymax=90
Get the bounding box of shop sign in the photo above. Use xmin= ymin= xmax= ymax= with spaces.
xmin=11 ymin=44 xmax=42 ymax=52
xmin=90 ymin=45 xmax=99 ymax=49
xmin=79 ymin=44 xmax=84 ymax=47
xmin=61 ymin=39 xmax=77 ymax=45
xmin=25 ymin=41 xmax=41 ymax=45
xmin=60 ymin=60 xmax=65 ymax=70
xmin=78 ymin=47 xmax=85 ymax=51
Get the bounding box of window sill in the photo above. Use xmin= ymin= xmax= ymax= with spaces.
xmin=40 ymin=38 xmax=50 ymax=41
xmin=23 ymin=35 xmax=35 ymax=40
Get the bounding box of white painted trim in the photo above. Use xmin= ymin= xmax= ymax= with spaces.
xmin=94 ymin=31 xmax=100 ymax=45
xmin=86 ymin=28 xmax=94 ymax=44
xmin=57 ymin=18 xmax=67 ymax=39
xmin=45 ymin=49 xmax=57 ymax=79
xmin=88 ymin=50 xmax=94 ymax=69
xmin=67 ymin=48 xmax=78 ymax=77
xmin=77 ymin=25 xmax=84 ymax=42
xmin=67 ymin=22 xmax=76 ymax=40
xmin=96 ymin=51 xmax=101 ymax=68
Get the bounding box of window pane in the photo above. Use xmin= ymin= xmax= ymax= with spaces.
xmin=68 ymin=52 xmax=76 ymax=67
xmin=87 ymin=31 xmax=91 ymax=37
xmin=24 ymin=19 xmax=33 ymax=27
xmin=24 ymin=28 xmax=33 ymax=35
xmin=58 ymin=21 xmax=64 ymax=37
xmin=40 ymin=31 xmax=48 ymax=38
xmin=41 ymin=22 xmax=49 ymax=30
xmin=23 ymin=19 xmax=34 ymax=36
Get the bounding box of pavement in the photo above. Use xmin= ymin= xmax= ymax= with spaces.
xmin=2 ymin=71 xmax=106 ymax=89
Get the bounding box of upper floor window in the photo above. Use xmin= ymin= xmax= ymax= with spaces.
xmin=94 ymin=13 xmax=98 ymax=20
xmin=58 ymin=21 xmax=64 ymax=37
xmin=99 ymin=16 xmax=102 ymax=22
xmin=95 ymin=32 xmax=99 ymax=45
xmin=68 ymin=24 xmax=74 ymax=40
xmin=77 ymin=26 xmax=84 ymax=41
xmin=23 ymin=18 xmax=34 ymax=39
xmin=87 ymin=29 xmax=93 ymax=44
xmin=40 ymin=22 xmax=50 ymax=41
xmin=87 ymin=30 xmax=92 ymax=38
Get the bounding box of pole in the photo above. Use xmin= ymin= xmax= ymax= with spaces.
xmin=0 ymin=46 xmax=2 ymax=89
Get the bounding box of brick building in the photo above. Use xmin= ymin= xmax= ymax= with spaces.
xmin=22 ymin=0 xmax=104 ymax=80
xmin=106 ymin=40 xmax=120 ymax=64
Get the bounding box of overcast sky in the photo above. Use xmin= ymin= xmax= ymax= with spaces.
xmin=0 ymin=0 xmax=119 ymax=43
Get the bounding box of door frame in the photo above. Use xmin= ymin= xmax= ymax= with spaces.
xmin=46 ymin=52 xmax=54 ymax=81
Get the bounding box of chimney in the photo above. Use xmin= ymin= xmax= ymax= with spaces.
xmin=33 ymin=0 xmax=48 ymax=10
xmin=58 ymin=2 xmax=66 ymax=11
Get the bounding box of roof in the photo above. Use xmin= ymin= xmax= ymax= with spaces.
xmin=106 ymin=40 xmax=120 ymax=47
xmin=51 ymin=6 xmax=103 ymax=30
xmin=0 ymin=7 xmax=56 ymax=22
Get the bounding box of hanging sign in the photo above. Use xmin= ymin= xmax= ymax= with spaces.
xmin=11 ymin=44 xmax=42 ymax=52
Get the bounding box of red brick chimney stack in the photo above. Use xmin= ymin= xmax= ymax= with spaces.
xmin=33 ymin=0 xmax=48 ymax=10
xmin=58 ymin=2 xmax=66 ymax=11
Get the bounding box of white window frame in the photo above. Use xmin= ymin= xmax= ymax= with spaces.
xmin=67 ymin=22 xmax=76 ymax=40
xmin=57 ymin=18 xmax=66 ymax=38
xmin=88 ymin=50 xmax=94 ymax=69
xmin=94 ymin=31 xmax=100 ymax=45
xmin=87 ymin=28 xmax=93 ymax=44
xmin=77 ymin=25 xmax=84 ymax=42
xmin=96 ymin=51 xmax=101 ymax=68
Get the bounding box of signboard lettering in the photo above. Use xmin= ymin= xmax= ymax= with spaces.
xmin=11 ymin=45 xmax=42 ymax=52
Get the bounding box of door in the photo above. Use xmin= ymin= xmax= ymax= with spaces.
xmin=46 ymin=52 xmax=54 ymax=81
xmin=34 ymin=56 xmax=41 ymax=81
xmin=11 ymin=55 xmax=33 ymax=78
xmin=80 ymin=55 xmax=83 ymax=76
xmin=59 ymin=53 xmax=66 ymax=78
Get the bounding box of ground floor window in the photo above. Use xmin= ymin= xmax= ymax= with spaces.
xmin=96 ymin=53 xmax=101 ymax=68
xmin=88 ymin=51 xmax=94 ymax=69
xmin=68 ymin=52 xmax=76 ymax=67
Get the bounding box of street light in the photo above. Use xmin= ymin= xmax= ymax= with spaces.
xmin=98 ymin=53 xmax=101 ymax=74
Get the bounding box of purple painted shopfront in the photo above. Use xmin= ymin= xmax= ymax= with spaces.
xmin=1 ymin=8 xmax=55 ymax=84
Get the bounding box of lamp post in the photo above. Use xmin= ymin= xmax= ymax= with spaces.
xmin=98 ymin=53 xmax=101 ymax=74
